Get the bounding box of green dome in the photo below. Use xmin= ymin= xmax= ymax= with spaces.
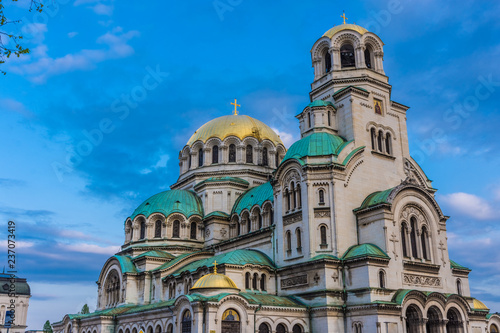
xmin=0 ymin=274 xmax=30 ymax=296
xmin=129 ymin=190 xmax=204 ymax=220
xmin=342 ymin=243 xmax=390 ymax=261
xmin=281 ymin=132 xmax=349 ymax=165
xmin=232 ymin=182 xmax=273 ymax=215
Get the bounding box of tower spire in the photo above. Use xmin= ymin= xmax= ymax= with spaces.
xmin=213 ymin=260 xmax=217 ymax=274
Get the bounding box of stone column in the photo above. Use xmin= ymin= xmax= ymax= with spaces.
xmin=144 ymin=273 xmax=151 ymax=304
xmin=331 ymin=47 xmax=340 ymax=71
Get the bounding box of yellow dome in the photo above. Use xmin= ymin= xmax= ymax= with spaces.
xmin=323 ymin=24 xmax=368 ymax=38
xmin=473 ymin=298 xmax=489 ymax=310
xmin=186 ymin=115 xmax=283 ymax=146
xmin=191 ymin=273 xmax=239 ymax=290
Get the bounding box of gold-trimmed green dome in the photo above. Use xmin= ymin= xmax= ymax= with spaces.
xmin=191 ymin=272 xmax=239 ymax=290
xmin=323 ymin=24 xmax=368 ymax=38
xmin=186 ymin=115 xmax=283 ymax=146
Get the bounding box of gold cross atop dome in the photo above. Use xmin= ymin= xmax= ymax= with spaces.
xmin=231 ymin=99 xmax=240 ymax=115
xmin=213 ymin=260 xmax=217 ymax=274
xmin=341 ymin=11 xmax=348 ymax=24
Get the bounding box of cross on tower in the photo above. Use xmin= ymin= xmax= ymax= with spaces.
xmin=213 ymin=260 xmax=218 ymax=274
xmin=341 ymin=11 xmax=348 ymax=24
xmin=231 ymin=99 xmax=240 ymax=115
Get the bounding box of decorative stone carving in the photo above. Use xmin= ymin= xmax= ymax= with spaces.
xmin=205 ymin=229 xmax=210 ymax=238
xmin=283 ymin=211 xmax=302 ymax=226
xmin=402 ymin=273 xmax=442 ymax=288
xmin=220 ymin=228 xmax=227 ymax=237
xmin=281 ymin=275 xmax=308 ymax=289
xmin=314 ymin=208 xmax=331 ymax=218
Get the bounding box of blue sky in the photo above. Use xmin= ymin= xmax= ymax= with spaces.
xmin=1 ymin=0 xmax=500 ymax=329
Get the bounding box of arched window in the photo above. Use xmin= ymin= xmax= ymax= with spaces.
xmin=258 ymin=213 xmax=263 ymax=229
xmin=401 ymin=222 xmax=408 ymax=257
xmin=270 ymin=209 xmax=274 ymax=225
xmin=370 ymin=128 xmax=376 ymax=150
xmin=291 ymin=181 xmax=296 ymax=209
xmin=127 ymin=220 xmax=133 ymax=242
xmin=320 ymin=225 xmax=328 ymax=248
xmin=285 ymin=189 xmax=290 ymax=211
xmin=140 ymin=221 xmax=146 ymax=239
xmin=275 ymin=151 xmax=280 ymax=167
xmin=292 ymin=325 xmax=303 ymax=333
xmin=377 ymin=130 xmax=384 ymax=152
xmin=172 ymin=220 xmax=180 ymax=238
xmin=491 ymin=324 xmax=499 ymax=333
xmin=340 ymin=44 xmax=355 ymax=68
xmin=446 ymin=308 xmax=463 ymax=333
xmin=308 ymin=112 xmax=312 ymax=128
xmin=456 ymin=279 xmax=462 ymax=295
xmin=260 ymin=274 xmax=266 ymax=291
xmin=229 ymin=144 xmax=236 ymax=163
xmin=286 ymin=231 xmax=292 ymax=253
xmin=364 ymin=47 xmax=372 ymax=69
xmin=166 ymin=324 xmax=173 ymax=333
xmin=155 ymin=325 xmax=161 ymax=333
xmin=221 ymin=309 xmax=240 ymax=331
xmin=324 ymin=50 xmax=332 ymax=73
xmin=262 ymin=147 xmax=268 ymax=166
xmin=237 ymin=221 xmax=241 ymax=236
xmin=406 ymin=305 xmax=421 ymax=333
xmin=276 ymin=324 xmax=287 ymax=333
xmin=379 ymin=270 xmax=386 ymax=288
xmin=421 ymin=226 xmax=429 ymax=260
xmin=188 ymin=153 xmax=192 ymax=168
xmin=258 ymin=323 xmax=270 ymax=333
xmin=198 ymin=148 xmax=204 ymax=167
xmin=296 ymin=228 xmax=302 ymax=251
xmin=212 ymin=145 xmax=219 ymax=164
xmin=426 ymin=307 xmax=441 ymax=333
xmin=246 ymin=145 xmax=253 ymax=163
xmin=253 ymin=273 xmax=258 ymax=290
xmin=328 ymin=110 xmax=331 ymax=126
xmin=319 ymin=189 xmax=325 ymax=204
xmin=190 ymin=222 xmax=197 ymax=240
xmin=104 ymin=269 xmax=120 ymax=307
xmin=296 ymin=184 xmax=302 ymax=208
xmin=245 ymin=272 xmax=251 ymax=289
xmin=385 ymin=133 xmax=392 ymax=155
xmin=154 ymin=220 xmax=162 ymax=238
xmin=410 ymin=217 xmax=418 ymax=258
xmin=181 ymin=310 xmax=192 ymax=333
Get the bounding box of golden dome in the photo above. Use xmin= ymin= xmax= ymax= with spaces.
xmin=191 ymin=272 xmax=239 ymax=290
xmin=186 ymin=115 xmax=283 ymax=146
xmin=473 ymin=298 xmax=489 ymax=310
xmin=323 ymin=24 xmax=368 ymax=38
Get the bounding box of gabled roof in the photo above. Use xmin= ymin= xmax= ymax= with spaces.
xmin=129 ymin=190 xmax=204 ymax=220
xmin=231 ymin=182 xmax=273 ymax=215
xmin=355 ymin=188 xmax=394 ymax=211
xmin=134 ymin=250 xmax=176 ymax=260
xmin=114 ymin=255 xmax=138 ymax=273
xmin=307 ymin=100 xmax=335 ymax=108
xmin=342 ymin=243 xmax=390 ymax=261
xmin=450 ymin=259 xmax=471 ymax=271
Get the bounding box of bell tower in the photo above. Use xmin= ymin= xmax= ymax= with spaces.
xmin=309 ymin=16 xmax=410 ymax=161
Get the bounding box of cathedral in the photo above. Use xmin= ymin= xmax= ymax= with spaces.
xmin=53 ymin=21 xmax=500 ymax=333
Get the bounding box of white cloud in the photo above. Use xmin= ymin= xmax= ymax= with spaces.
xmin=271 ymin=128 xmax=298 ymax=148
xmin=1 ymin=98 xmax=34 ymax=118
xmin=0 ymin=240 xmax=35 ymax=249
xmin=58 ymin=230 xmax=94 ymax=240
xmin=494 ymin=186 xmax=500 ymax=202
xmin=58 ymin=243 xmax=120 ymax=255
xmin=9 ymin=27 xmax=139 ymax=83
xmin=92 ymin=3 xmax=113 ymax=15
xmin=140 ymin=153 xmax=170 ymax=175
xmin=440 ymin=192 xmax=496 ymax=220
xmin=67 ymin=32 xmax=78 ymax=38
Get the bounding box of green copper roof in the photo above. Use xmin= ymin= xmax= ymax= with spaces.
xmin=308 ymin=100 xmax=335 ymax=108
xmin=309 ymin=254 xmax=340 ymax=261
xmin=196 ymin=177 xmax=249 ymax=187
xmin=239 ymin=292 xmax=306 ymax=308
xmin=129 ymin=190 xmax=204 ymax=220
xmin=281 ymin=132 xmax=349 ymax=165
xmin=342 ymin=243 xmax=390 ymax=261
xmin=232 ymin=182 xmax=273 ymax=215
xmin=450 ymin=259 xmax=471 ymax=271
xmin=170 ymin=249 xmax=275 ymax=278
xmin=205 ymin=211 xmax=230 ymax=219
xmin=0 ymin=274 xmax=30 ymax=296
xmin=355 ymin=187 xmax=395 ymax=211
xmin=114 ymin=255 xmax=138 ymax=273
xmin=152 ymin=252 xmax=198 ymax=272
xmin=134 ymin=250 xmax=175 ymax=260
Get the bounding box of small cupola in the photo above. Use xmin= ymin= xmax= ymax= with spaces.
xmin=296 ymin=100 xmax=337 ymax=138
xmin=190 ymin=261 xmax=240 ymax=296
